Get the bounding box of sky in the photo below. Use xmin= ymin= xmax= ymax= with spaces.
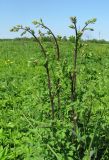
xmin=0 ymin=0 xmax=109 ymax=40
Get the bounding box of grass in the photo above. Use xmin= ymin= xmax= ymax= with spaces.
xmin=0 ymin=40 xmax=109 ymax=159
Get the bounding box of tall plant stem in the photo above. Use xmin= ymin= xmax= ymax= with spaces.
xmin=21 ymin=27 xmax=55 ymax=119
xmin=71 ymin=24 xmax=78 ymax=101
xmin=40 ymin=23 xmax=61 ymax=116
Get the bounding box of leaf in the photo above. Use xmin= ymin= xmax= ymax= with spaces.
xmin=85 ymin=18 xmax=97 ymax=25
xmin=16 ymin=25 xmax=22 ymax=28
xmin=84 ymin=28 xmax=94 ymax=31
xmin=40 ymin=18 xmax=43 ymax=23
xmin=21 ymin=31 xmax=26 ymax=36
xmin=25 ymin=26 xmax=30 ymax=30
xmin=70 ymin=16 xmax=77 ymax=24
xmin=32 ymin=20 xmax=38 ymax=25
xmin=47 ymin=144 xmax=62 ymax=160
xmin=77 ymin=31 xmax=83 ymax=38
xmin=38 ymin=30 xmax=44 ymax=37
xmin=90 ymin=150 xmax=95 ymax=158
xmin=69 ymin=25 xmax=75 ymax=29
xmin=10 ymin=27 xmax=19 ymax=32
xmin=0 ymin=146 xmax=9 ymax=159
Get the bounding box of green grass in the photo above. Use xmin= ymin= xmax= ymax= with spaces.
xmin=0 ymin=40 xmax=109 ymax=159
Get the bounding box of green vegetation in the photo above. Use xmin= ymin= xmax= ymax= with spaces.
xmin=0 ymin=18 xmax=109 ymax=159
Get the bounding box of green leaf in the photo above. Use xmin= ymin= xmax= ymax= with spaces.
xmin=25 ymin=26 xmax=30 ymax=30
xmin=77 ymin=31 xmax=83 ymax=38
xmin=40 ymin=18 xmax=43 ymax=23
xmin=16 ymin=25 xmax=22 ymax=28
xmin=84 ymin=28 xmax=94 ymax=31
xmin=69 ymin=25 xmax=75 ymax=29
xmin=70 ymin=16 xmax=77 ymax=24
xmin=10 ymin=27 xmax=19 ymax=32
xmin=0 ymin=146 xmax=9 ymax=159
xmin=47 ymin=144 xmax=62 ymax=160
xmin=21 ymin=31 xmax=26 ymax=36
xmin=32 ymin=20 xmax=38 ymax=25
xmin=85 ymin=18 xmax=97 ymax=25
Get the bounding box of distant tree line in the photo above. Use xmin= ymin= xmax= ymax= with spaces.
xmin=0 ymin=36 xmax=109 ymax=44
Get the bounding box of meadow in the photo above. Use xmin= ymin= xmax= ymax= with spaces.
xmin=0 ymin=39 xmax=109 ymax=159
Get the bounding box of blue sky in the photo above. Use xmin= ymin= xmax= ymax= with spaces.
xmin=0 ymin=0 xmax=109 ymax=40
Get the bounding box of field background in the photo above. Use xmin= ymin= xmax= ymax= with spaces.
xmin=0 ymin=40 xmax=109 ymax=159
